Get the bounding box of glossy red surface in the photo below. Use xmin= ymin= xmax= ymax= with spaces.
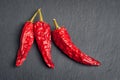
xmin=34 ymin=21 xmax=54 ymax=68
xmin=16 ymin=22 xmax=34 ymax=67
xmin=52 ymin=27 xmax=100 ymax=66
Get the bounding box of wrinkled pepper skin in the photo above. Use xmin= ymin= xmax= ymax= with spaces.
xmin=16 ymin=22 xmax=34 ymax=67
xmin=52 ymin=27 xmax=100 ymax=66
xmin=34 ymin=21 xmax=54 ymax=68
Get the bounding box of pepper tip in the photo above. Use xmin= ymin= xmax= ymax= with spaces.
xmin=38 ymin=8 xmax=41 ymax=12
xmin=29 ymin=9 xmax=38 ymax=22
xmin=53 ymin=18 xmax=56 ymax=21
xmin=53 ymin=18 xmax=60 ymax=29
xmin=38 ymin=8 xmax=43 ymax=21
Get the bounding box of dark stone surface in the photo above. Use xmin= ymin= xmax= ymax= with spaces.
xmin=0 ymin=0 xmax=120 ymax=80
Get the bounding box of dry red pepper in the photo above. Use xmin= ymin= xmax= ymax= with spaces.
xmin=52 ymin=19 xmax=101 ymax=66
xmin=33 ymin=9 xmax=54 ymax=68
xmin=16 ymin=10 xmax=38 ymax=67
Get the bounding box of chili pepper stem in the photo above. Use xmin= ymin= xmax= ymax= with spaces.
xmin=38 ymin=8 xmax=43 ymax=21
xmin=53 ymin=19 xmax=59 ymax=29
xmin=29 ymin=10 xmax=38 ymax=22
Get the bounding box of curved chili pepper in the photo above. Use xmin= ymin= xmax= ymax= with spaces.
xmin=16 ymin=10 xmax=38 ymax=67
xmin=33 ymin=9 xmax=54 ymax=68
xmin=52 ymin=19 xmax=101 ymax=66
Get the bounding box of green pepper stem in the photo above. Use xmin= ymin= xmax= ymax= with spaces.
xmin=38 ymin=8 xmax=43 ymax=21
xmin=53 ymin=19 xmax=59 ymax=29
xmin=29 ymin=10 xmax=38 ymax=22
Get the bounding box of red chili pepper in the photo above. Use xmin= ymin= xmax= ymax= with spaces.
xmin=52 ymin=19 xmax=101 ymax=66
xmin=16 ymin=10 xmax=38 ymax=67
xmin=33 ymin=9 xmax=54 ymax=68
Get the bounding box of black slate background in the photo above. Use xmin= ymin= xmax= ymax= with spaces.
xmin=0 ymin=0 xmax=120 ymax=80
